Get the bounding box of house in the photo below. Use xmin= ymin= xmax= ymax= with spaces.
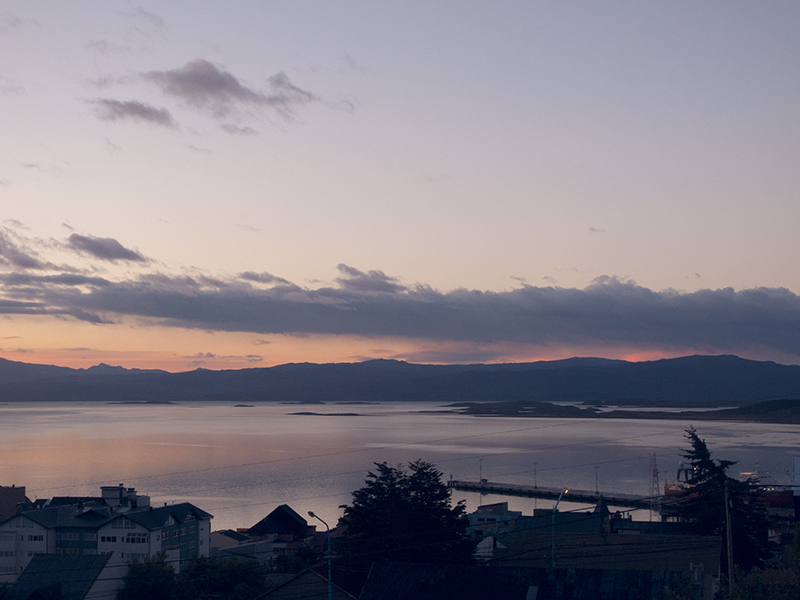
xmin=211 ymin=505 xmax=313 ymax=568
xmin=210 ymin=528 xmax=251 ymax=549
xmin=246 ymin=505 xmax=311 ymax=542
xmin=0 ymin=485 xmax=212 ymax=582
xmin=255 ymin=568 xmax=356 ymax=600
xmin=466 ymin=502 xmax=522 ymax=539
xmin=488 ymin=530 xmax=720 ymax=599
xmin=358 ymin=562 xmax=708 ymax=600
xmin=3 ymin=553 xmax=127 ymax=600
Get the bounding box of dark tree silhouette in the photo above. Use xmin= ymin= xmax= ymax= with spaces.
xmin=677 ymin=427 xmax=769 ymax=573
xmin=339 ymin=460 xmax=475 ymax=568
xmin=174 ymin=557 xmax=266 ymax=600
xmin=117 ymin=553 xmax=266 ymax=600
xmin=118 ymin=552 xmax=176 ymax=600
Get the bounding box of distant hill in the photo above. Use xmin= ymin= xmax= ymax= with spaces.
xmin=1 ymin=355 xmax=799 ymax=406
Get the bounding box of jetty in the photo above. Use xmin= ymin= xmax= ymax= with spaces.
xmin=447 ymin=479 xmax=657 ymax=510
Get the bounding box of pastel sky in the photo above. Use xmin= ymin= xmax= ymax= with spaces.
xmin=1 ymin=2 xmax=800 ymax=371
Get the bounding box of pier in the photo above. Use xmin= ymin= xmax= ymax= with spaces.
xmin=447 ymin=479 xmax=657 ymax=510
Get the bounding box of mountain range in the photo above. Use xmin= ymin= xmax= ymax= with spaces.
xmin=2 ymin=354 xmax=800 ymax=406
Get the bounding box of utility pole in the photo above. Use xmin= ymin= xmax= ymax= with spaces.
xmin=309 ymin=511 xmax=332 ymax=600
xmin=552 ymin=489 xmax=567 ymax=569
xmin=724 ymin=479 xmax=734 ymax=597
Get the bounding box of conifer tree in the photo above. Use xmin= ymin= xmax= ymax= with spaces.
xmin=339 ymin=460 xmax=475 ymax=568
xmin=677 ymin=427 xmax=769 ymax=573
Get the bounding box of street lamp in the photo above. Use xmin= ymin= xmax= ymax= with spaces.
xmin=308 ymin=511 xmax=332 ymax=600
xmin=551 ymin=489 xmax=568 ymax=569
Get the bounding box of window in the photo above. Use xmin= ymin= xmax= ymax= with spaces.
xmin=84 ymin=533 xmax=97 ymax=541
xmin=55 ymin=533 xmax=79 ymax=541
xmin=28 ymin=534 xmax=44 ymax=542
xmin=184 ymin=513 xmax=194 ymax=521
xmin=171 ymin=531 xmax=178 ymax=538
xmin=101 ymin=536 xmax=117 ymax=543
xmin=112 ymin=518 xmax=136 ymax=530
xmin=125 ymin=534 xmax=148 ymax=544
xmin=0 ymin=550 xmax=16 ymax=557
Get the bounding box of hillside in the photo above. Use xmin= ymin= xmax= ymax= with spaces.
xmin=1 ymin=354 xmax=800 ymax=407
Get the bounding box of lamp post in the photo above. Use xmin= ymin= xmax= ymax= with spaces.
xmin=551 ymin=489 xmax=568 ymax=569
xmin=308 ymin=511 xmax=332 ymax=600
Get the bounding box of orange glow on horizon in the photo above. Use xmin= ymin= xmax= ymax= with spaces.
xmin=2 ymin=315 xmax=795 ymax=371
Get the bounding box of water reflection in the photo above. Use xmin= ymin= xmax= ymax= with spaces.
xmin=0 ymin=402 xmax=797 ymax=530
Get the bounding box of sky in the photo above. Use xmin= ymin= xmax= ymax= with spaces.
xmin=1 ymin=1 xmax=800 ymax=371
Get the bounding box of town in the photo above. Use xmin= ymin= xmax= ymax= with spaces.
xmin=0 ymin=446 xmax=797 ymax=600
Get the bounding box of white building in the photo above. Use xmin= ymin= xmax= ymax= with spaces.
xmin=0 ymin=485 xmax=212 ymax=583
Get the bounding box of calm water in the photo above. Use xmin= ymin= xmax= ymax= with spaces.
xmin=0 ymin=401 xmax=797 ymax=531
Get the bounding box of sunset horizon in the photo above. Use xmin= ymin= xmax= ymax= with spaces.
xmin=3 ymin=3 xmax=800 ymax=371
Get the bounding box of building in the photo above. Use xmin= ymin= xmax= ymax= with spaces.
xmin=466 ymin=502 xmax=522 ymax=539
xmin=3 ymin=553 xmax=127 ymax=600
xmin=246 ymin=504 xmax=312 ymax=542
xmin=0 ymin=487 xmax=27 ymax=522
xmin=0 ymin=484 xmax=212 ymax=582
xmin=210 ymin=504 xmax=314 ymax=568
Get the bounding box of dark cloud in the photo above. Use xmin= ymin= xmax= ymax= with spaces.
xmin=336 ymin=264 xmax=408 ymax=294
xmin=128 ymin=7 xmax=165 ymax=33
xmin=0 ymin=299 xmax=48 ymax=314
xmin=220 ymin=123 xmax=258 ymax=136
xmin=0 ymin=273 xmax=112 ymax=287
xmin=186 ymin=144 xmax=212 ymax=154
xmin=3 ymin=265 xmax=800 ymax=362
xmin=85 ymin=40 xmax=130 ymax=55
xmin=67 ymin=234 xmax=146 ymax=262
xmin=143 ymin=60 xmax=318 ymax=120
xmin=184 ymin=351 xmax=262 ymax=364
xmin=239 ymin=271 xmax=292 ymax=286
xmin=89 ymin=99 xmax=176 ymax=128
xmin=0 ymin=230 xmax=46 ymax=269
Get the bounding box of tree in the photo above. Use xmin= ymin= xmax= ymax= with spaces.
xmin=118 ymin=552 xmax=176 ymax=600
xmin=677 ymin=427 xmax=769 ymax=573
xmin=117 ymin=554 xmax=266 ymax=600
xmin=339 ymin=460 xmax=476 ymax=568
xmin=174 ymin=557 xmax=266 ymax=600
xmin=717 ymin=525 xmax=800 ymax=600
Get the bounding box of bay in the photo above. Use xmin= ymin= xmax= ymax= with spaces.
xmin=0 ymin=401 xmax=797 ymax=531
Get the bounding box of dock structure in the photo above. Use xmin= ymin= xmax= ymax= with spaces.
xmin=447 ymin=479 xmax=656 ymax=510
